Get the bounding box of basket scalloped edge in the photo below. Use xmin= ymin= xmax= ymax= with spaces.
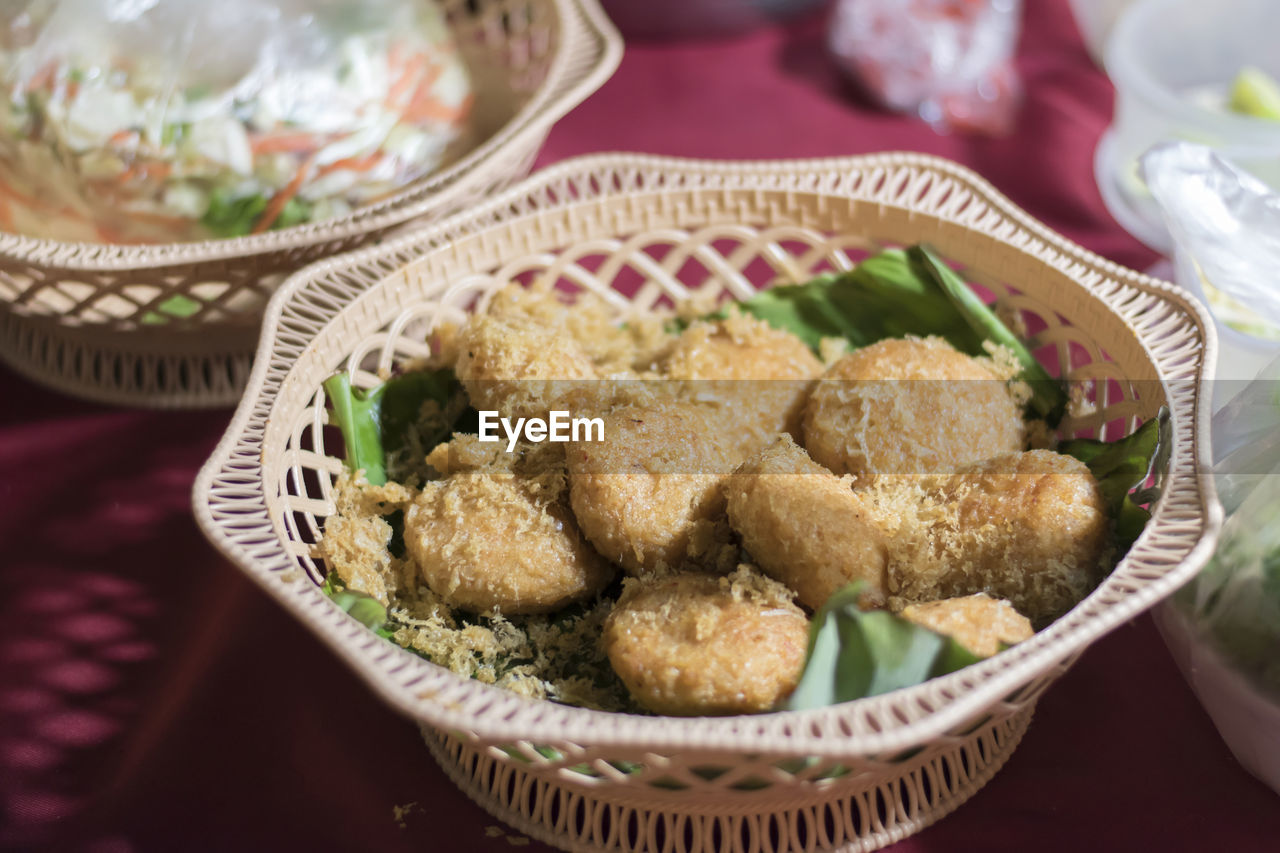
xmin=192 ymin=151 xmax=1225 ymax=762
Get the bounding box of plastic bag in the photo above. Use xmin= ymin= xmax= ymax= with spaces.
xmin=1142 ymin=143 xmax=1280 ymax=335
xmin=1141 ymin=142 xmax=1280 ymax=389
xmin=827 ymin=0 xmax=1023 ymax=135
xmin=0 ymin=0 xmax=472 ymax=243
xmin=1174 ymin=353 xmax=1280 ymax=698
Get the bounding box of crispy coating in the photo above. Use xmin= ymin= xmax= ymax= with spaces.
xmin=664 ymin=313 xmax=825 ymax=440
xmin=603 ymin=567 xmax=810 ymax=715
xmin=724 ymin=435 xmax=888 ymax=610
xmin=899 ymin=594 xmax=1034 ymax=658
xmin=566 ymin=402 xmax=742 ymax=574
xmin=319 ymin=471 xmax=418 ymax=605
xmin=802 ymin=337 xmax=1025 ymax=480
xmin=455 ymin=312 xmax=601 ymax=422
xmin=404 ymin=469 xmax=614 ymax=615
xmin=485 ymin=281 xmax=674 ymax=374
xmin=885 ymin=449 xmax=1111 ymax=625
xmin=424 ymin=432 xmax=508 ymax=477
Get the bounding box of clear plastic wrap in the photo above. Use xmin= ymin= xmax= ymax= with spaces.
xmin=0 ymin=0 xmax=472 ymax=243
xmin=1143 ymin=143 xmax=1280 ymax=333
xmin=827 ymin=0 xmax=1023 ymax=135
xmin=1174 ymin=353 xmax=1280 ymax=699
xmin=1141 ymin=142 xmax=1280 ymax=389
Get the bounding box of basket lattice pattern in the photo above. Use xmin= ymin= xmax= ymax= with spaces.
xmin=422 ymin=697 xmax=1037 ymax=853
xmin=193 ymin=153 xmax=1223 ymax=852
xmin=0 ymin=0 xmax=621 ymax=407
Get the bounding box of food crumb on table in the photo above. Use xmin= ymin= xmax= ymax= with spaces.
xmin=392 ymin=801 xmax=421 ymax=829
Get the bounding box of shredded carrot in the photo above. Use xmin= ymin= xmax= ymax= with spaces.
xmin=0 ymin=184 xmax=140 ymax=242
xmin=26 ymin=61 xmax=57 ymax=93
xmin=127 ymin=161 xmax=172 ymax=181
xmin=250 ymin=132 xmax=324 ymax=155
xmin=118 ymin=161 xmax=171 ymax=183
xmin=95 ymin=223 xmax=125 ymax=242
xmin=402 ymin=64 xmax=443 ymax=111
xmin=109 ymin=129 xmax=137 ymax=146
xmin=404 ymin=91 xmax=472 ymax=124
xmin=0 ymin=182 xmax=42 ymax=209
xmin=252 ymin=152 xmax=317 ymax=234
xmin=386 ymin=55 xmax=428 ymax=109
xmin=316 ymin=152 xmax=384 ymax=177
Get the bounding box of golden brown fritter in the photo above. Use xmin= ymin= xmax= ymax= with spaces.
xmin=454 ymin=312 xmax=601 ymax=422
xmin=603 ymin=567 xmax=810 ymax=715
xmin=724 ymin=435 xmax=888 ymax=610
xmin=884 ymin=449 xmax=1111 ymax=625
xmin=566 ymin=402 xmax=742 ymax=575
xmin=899 ymin=594 xmax=1034 ymax=658
xmin=484 ymin=281 xmax=674 ymax=374
xmin=404 ymin=468 xmax=614 ymax=615
xmin=424 ymin=432 xmax=509 ymax=477
xmin=664 ymin=313 xmax=824 ymax=440
xmin=422 ymin=432 xmax=570 ymax=494
xmin=802 ymin=336 xmax=1025 ymax=480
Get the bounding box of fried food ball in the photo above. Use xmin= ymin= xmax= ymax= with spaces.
xmin=603 ymin=567 xmax=810 ymax=715
xmin=802 ymin=336 xmax=1025 ymax=480
xmin=404 ymin=468 xmax=614 ymax=615
xmin=886 ymin=449 xmax=1111 ymax=625
xmin=566 ymin=402 xmax=742 ymax=574
xmin=724 ymin=435 xmax=888 ymax=610
xmin=424 ymin=432 xmax=508 ymax=476
xmin=455 ymin=312 xmax=600 ymax=422
xmin=664 ymin=313 xmax=825 ymax=439
xmin=484 ymin=281 xmax=676 ymax=374
xmin=899 ymin=594 xmax=1034 ymax=658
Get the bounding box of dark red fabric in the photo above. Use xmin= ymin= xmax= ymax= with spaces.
xmin=2 ymin=2 xmax=1277 ymax=850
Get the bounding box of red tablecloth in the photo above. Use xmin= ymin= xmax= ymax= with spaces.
xmin=3 ymin=2 xmax=1278 ymax=850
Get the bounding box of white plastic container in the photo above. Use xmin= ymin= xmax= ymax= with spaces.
xmin=1068 ymin=0 xmax=1139 ymax=64
xmin=1157 ymin=603 xmax=1280 ymax=796
xmin=1102 ymin=0 xmax=1280 ymax=247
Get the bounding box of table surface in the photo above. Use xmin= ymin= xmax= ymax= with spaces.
xmin=3 ymin=1 xmax=1279 ymax=850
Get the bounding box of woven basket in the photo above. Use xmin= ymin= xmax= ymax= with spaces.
xmin=0 ymin=0 xmax=620 ymax=408
xmin=193 ymin=153 xmax=1223 ymax=853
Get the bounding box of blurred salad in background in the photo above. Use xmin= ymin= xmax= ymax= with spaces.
xmin=1175 ymin=354 xmax=1280 ymax=699
xmin=0 ymin=0 xmax=472 ymax=243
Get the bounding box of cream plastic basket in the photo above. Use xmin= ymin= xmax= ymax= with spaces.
xmin=0 ymin=0 xmax=621 ymax=408
xmin=193 ymin=153 xmax=1223 ymax=853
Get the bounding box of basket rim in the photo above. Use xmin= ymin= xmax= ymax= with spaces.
xmin=193 ymin=151 xmax=1225 ymax=758
xmin=0 ymin=0 xmax=622 ymax=273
